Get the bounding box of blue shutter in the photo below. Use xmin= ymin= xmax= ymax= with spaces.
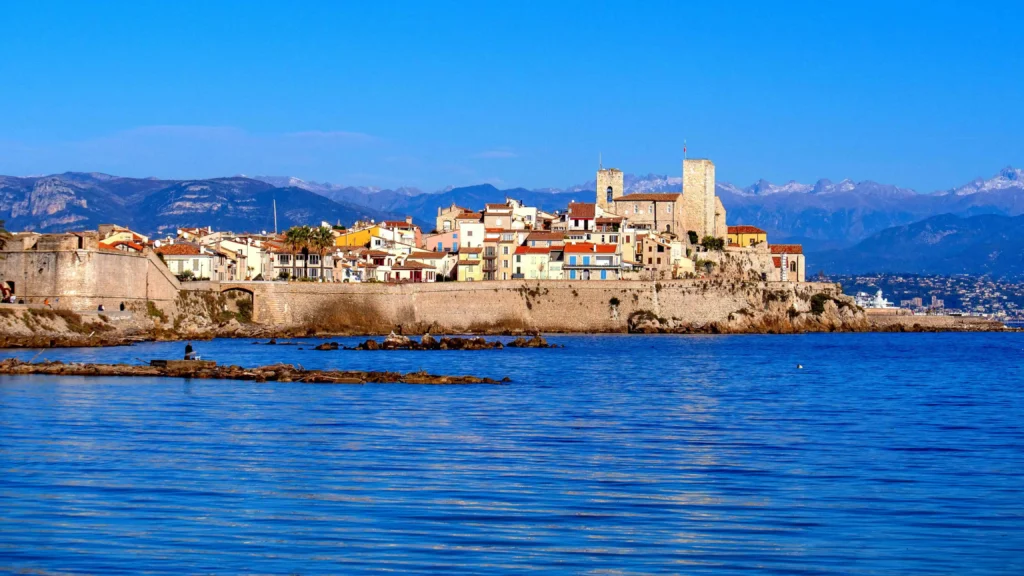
xmin=583 ymin=256 xmax=590 ymax=265
xmin=569 ymin=270 xmax=577 ymax=280
xmin=601 ymin=270 xmax=607 ymax=280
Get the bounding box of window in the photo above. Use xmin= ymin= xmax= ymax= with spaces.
xmin=657 ymin=258 xmax=661 ymax=265
xmin=791 ymin=261 xmax=797 ymax=272
xmin=309 ymin=255 xmax=320 ymax=265
xmin=453 ymin=233 xmax=458 ymax=239
xmin=503 ymin=246 xmax=509 ymax=255
xmin=279 ymin=254 xmax=291 ymax=265
xmin=496 ymin=218 xmax=503 ymax=226
xmin=516 ymin=255 xmax=521 ymax=263
xmin=601 ymin=270 xmax=607 ymax=280
xmin=569 ymin=270 xmax=577 ymax=280
xmin=648 ymin=257 xmax=652 ymax=264
xmin=502 ymin=272 xmax=507 ymax=280
xmin=503 ymin=259 xmax=508 ymax=268
xmin=583 ymin=256 xmax=590 ymax=265
xmin=453 ymin=242 xmax=458 ymax=251
xmin=634 ymin=204 xmax=638 ymax=213
xmin=516 ymin=267 xmax=521 ymax=274
xmin=309 ymin=268 xmax=319 ymax=278
xmin=625 ymin=236 xmax=630 ymax=243
xmin=606 ymin=185 xmax=613 ymax=203
xmin=569 ymin=255 xmax=577 ymax=265
xmin=467 ymin=230 xmax=473 ymax=237
xmin=601 ymin=236 xmax=606 ymax=243
xmin=666 ymin=204 xmax=671 ymax=213
xmin=437 ymin=242 xmax=443 ymax=251
xmin=193 ymin=259 xmax=200 ymax=270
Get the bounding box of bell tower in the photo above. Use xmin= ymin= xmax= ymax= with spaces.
xmin=596 ymin=168 xmax=624 ymax=212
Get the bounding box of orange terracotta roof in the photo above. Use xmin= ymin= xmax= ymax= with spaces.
xmin=459 ymin=246 xmax=483 ymax=253
xmin=515 ymin=246 xmax=552 ymax=255
xmin=728 ymin=225 xmax=767 ymax=235
xmin=770 ymin=244 xmax=803 ymax=254
xmin=156 ymin=244 xmax=201 ymax=256
xmin=595 ymin=217 xmax=622 ymax=223
xmin=456 ymin=212 xmax=483 ymax=220
xmin=459 ymin=259 xmax=481 ymax=265
xmin=393 ymin=261 xmax=436 ymax=270
xmin=100 ymin=240 xmax=144 ymax=252
xmin=567 ymin=203 xmax=596 ymax=219
xmin=525 ymin=231 xmax=564 ymax=241
xmin=620 ymin=193 xmax=682 ymax=201
xmin=563 ymin=242 xmax=617 ymax=254
xmin=366 ymin=250 xmax=391 ymax=257
xmin=485 ymin=203 xmax=511 ymax=210
xmin=408 ymin=252 xmax=449 ymax=259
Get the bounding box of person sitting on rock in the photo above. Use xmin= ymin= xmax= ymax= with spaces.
xmin=184 ymin=342 xmax=195 ymax=360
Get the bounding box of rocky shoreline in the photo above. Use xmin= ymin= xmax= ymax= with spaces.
xmin=312 ymin=333 xmax=562 ymax=351
xmin=0 ymin=358 xmax=507 ymax=385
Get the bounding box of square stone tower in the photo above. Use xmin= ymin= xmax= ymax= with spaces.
xmin=596 ymin=168 xmax=624 ymax=212
xmin=683 ymin=159 xmax=716 ymax=238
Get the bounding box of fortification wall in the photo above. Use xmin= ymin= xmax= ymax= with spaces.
xmin=231 ymin=279 xmax=844 ymax=332
xmin=0 ymin=249 xmax=180 ymax=313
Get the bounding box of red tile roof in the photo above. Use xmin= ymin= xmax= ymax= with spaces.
xmin=408 ymin=252 xmax=449 ymax=259
xmin=514 ymin=246 xmax=552 ymax=255
xmin=459 ymin=246 xmax=483 ymax=253
xmin=459 ymin=259 xmax=481 ymax=265
xmin=563 ymin=242 xmax=617 ymax=254
xmin=595 ymin=216 xmax=623 ymax=224
xmin=619 ymin=193 xmax=682 ymax=201
xmin=156 ymin=244 xmax=201 ymax=256
xmin=485 ymin=203 xmax=511 ymax=210
xmin=525 ymin=231 xmax=564 ymax=241
xmin=567 ymin=203 xmax=596 ymax=219
xmin=456 ymin=212 xmax=483 ymax=220
xmin=100 ymin=240 xmax=144 ymax=252
xmin=393 ymin=261 xmax=435 ymax=270
xmin=770 ymin=244 xmax=803 ymax=254
xmin=383 ymin=220 xmax=418 ymax=229
xmin=728 ymin=225 xmax=767 ymax=235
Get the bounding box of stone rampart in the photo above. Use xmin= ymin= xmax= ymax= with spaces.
xmin=0 ymin=249 xmax=181 ymax=313
xmin=217 ymin=279 xmax=844 ymax=332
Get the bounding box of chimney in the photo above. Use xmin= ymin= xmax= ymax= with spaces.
xmin=406 ymin=215 xmax=413 ymax=225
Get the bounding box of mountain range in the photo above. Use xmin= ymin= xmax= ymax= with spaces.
xmin=1 ymin=167 xmax=1022 ymax=277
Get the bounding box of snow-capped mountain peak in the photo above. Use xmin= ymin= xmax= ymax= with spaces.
xmin=949 ymin=166 xmax=1024 ymax=196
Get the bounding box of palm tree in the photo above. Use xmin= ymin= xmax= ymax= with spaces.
xmin=284 ymin=226 xmax=311 ymax=279
xmin=309 ymin=226 xmax=335 ymax=280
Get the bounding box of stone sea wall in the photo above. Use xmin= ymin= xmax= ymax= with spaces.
xmin=229 ymin=279 xmax=855 ymax=333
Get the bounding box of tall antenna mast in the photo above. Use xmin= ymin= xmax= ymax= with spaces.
xmin=273 ymin=197 xmax=278 ymax=235
xmin=682 ymin=140 xmax=687 ymax=193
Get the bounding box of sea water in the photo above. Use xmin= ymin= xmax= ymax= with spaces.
xmin=0 ymin=333 xmax=1022 ymax=574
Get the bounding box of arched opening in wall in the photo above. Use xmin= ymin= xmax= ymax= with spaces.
xmin=606 ymin=186 xmax=614 ymax=204
xmin=221 ymin=288 xmax=255 ymax=323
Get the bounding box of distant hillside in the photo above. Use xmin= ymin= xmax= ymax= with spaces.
xmin=0 ymin=173 xmax=401 ymax=235
xmin=811 ymin=213 xmax=1024 ymax=278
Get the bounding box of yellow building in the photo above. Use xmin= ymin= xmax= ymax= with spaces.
xmin=727 ymin=225 xmax=767 ymax=247
xmin=513 ymin=246 xmax=554 ymax=280
xmin=335 ymin=226 xmax=380 ymax=248
xmin=457 ymin=247 xmax=483 ymax=281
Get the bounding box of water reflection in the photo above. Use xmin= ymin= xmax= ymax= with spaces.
xmin=0 ymin=333 xmax=1022 ymax=574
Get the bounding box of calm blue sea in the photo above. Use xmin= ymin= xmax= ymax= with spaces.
xmin=0 ymin=333 xmax=1022 ymax=575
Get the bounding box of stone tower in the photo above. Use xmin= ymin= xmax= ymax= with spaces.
xmin=596 ymin=168 xmax=624 ymax=212
xmin=682 ymin=159 xmax=716 ymax=238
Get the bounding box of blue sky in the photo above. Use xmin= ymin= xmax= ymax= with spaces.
xmin=1 ymin=0 xmax=1021 ymax=192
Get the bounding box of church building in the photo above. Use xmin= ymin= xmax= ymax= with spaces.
xmin=595 ymin=159 xmax=726 ymax=240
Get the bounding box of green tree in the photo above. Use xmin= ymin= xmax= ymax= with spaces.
xmin=309 ymin=226 xmax=335 ymax=279
xmin=0 ymin=220 xmax=10 ymax=252
xmin=700 ymin=235 xmax=725 ymax=251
